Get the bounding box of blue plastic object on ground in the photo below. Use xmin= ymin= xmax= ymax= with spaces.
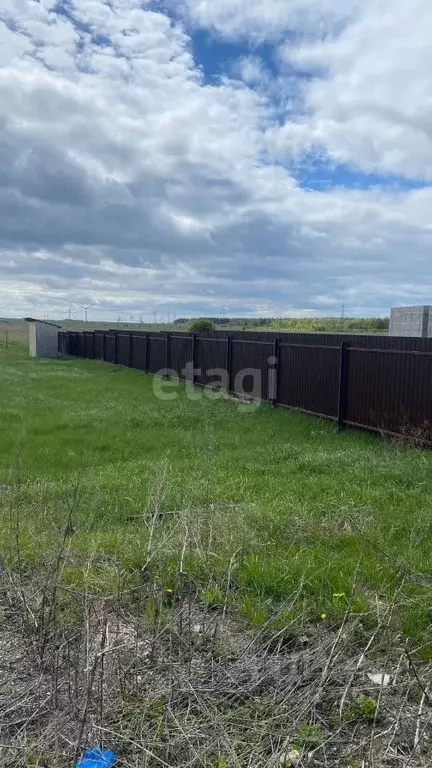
xmin=76 ymin=747 xmax=116 ymax=767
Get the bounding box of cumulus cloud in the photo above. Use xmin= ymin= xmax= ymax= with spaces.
xmin=175 ymin=0 xmax=360 ymax=42
xmin=272 ymin=0 xmax=432 ymax=180
xmin=0 ymin=0 xmax=431 ymax=319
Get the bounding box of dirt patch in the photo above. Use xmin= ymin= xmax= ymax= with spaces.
xmin=0 ymin=576 xmax=431 ymax=768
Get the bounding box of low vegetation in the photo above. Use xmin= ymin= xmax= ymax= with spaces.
xmin=189 ymin=318 xmax=215 ymax=333
xmin=265 ymin=316 xmax=389 ymax=333
xmin=0 ymin=339 xmax=430 ymax=766
xmin=175 ymin=317 xmax=390 ymax=333
xmin=1 ymin=315 xmax=389 ymax=337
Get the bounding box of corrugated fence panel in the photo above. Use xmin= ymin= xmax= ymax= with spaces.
xmin=68 ymin=333 xmax=76 ymax=355
xmin=74 ymin=334 xmax=81 ymax=355
xmin=58 ymin=332 xmax=66 ymax=355
xmin=94 ymin=332 xmax=104 ymax=359
xmin=202 ymin=329 xmax=432 ymax=351
xmin=195 ymin=337 xmax=227 ymax=387
xmin=171 ymin=335 xmax=193 ymax=378
xmin=345 ymin=348 xmax=432 ymax=435
xmin=75 ymin=333 xmax=85 ymax=358
xmin=278 ymin=344 xmax=340 ymax=418
xmin=117 ymin=334 xmax=131 ymax=367
xmin=231 ymin=340 xmax=274 ymax=400
xmin=104 ymin=334 xmax=115 ymax=363
xmin=148 ymin=335 xmax=166 ymax=374
xmin=131 ymin=335 xmax=147 ymax=370
xmin=84 ymin=332 xmax=94 ymax=359
xmin=60 ymin=329 xmax=432 ymax=443
xmin=78 ymin=328 xmax=432 ymax=351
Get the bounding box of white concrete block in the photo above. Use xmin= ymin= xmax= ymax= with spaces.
xmin=389 ymin=306 xmax=432 ymax=337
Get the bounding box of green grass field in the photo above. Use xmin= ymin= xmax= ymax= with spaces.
xmin=0 ymin=340 xmax=431 ymax=766
xmin=1 ymin=339 xmax=431 ymax=654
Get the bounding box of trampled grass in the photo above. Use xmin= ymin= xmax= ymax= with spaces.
xmin=1 ymin=341 xmax=431 ymax=657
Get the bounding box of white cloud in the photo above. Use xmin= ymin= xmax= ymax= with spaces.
xmin=182 ymin=0 xmax=432 ymax=181
xmin=236 ymin=56 xmax=268 ymax=86
xmin=0 ymin=0 xmax=431 ymax=319
xmin=273 ymin=0 xmax=432 ymax=180
xmin=176 ymin=0 xmax=359 ymax=42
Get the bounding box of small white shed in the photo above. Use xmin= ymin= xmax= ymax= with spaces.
xmin=24 ymin=318 xmax=62 ymax=358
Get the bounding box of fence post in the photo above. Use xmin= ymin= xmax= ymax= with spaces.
xmin=191 ymin=333 xmax=197 ymax=384
xmin=91 ymin=331 xmax=95 ymax=360
xmin=102 ymin=333 xmax=106 ymax=361
xmin=128 ymin=333 xmax=133 ymax=367
xmin=226 ymin=336 xmax=232 ymax=393
xmin=166 ymin=332 xmax=171 ymax=373
xmin=144 ymin=333 xmax=149 ymax=372
xmin=422 ymin=306 xmax=429 ymax=338
xmin=114 ymin=332 xmax=119 ymax=365
xmin=337 ymin=342 xmax=348 ymax=430
xmin=271 ymin=337 xmax=280 ymax=404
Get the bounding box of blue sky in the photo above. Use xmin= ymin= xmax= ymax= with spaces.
xmin=0 ymin=0 xmax=432 ymax=321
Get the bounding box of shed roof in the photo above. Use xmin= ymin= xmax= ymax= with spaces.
xmin=24 ymin=317 xmax=62 ymax=328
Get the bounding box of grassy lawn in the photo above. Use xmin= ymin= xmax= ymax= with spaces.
xmin=1 ymin=340 xmax=432 ymax=656
xmin=1 ymin=341 xmax=432 ymax=767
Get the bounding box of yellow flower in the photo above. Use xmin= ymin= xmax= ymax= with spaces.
xmin=166 ymin=588 xmax=173 ymax=593
xmin=333 ymin=593 xmax=345 ymax=599
xmin=320 ymin=612 xmax=327 ymax=620
xmin=279 ymin=749 xmax=300 ymax=766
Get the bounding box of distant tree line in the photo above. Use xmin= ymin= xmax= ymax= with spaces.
xmin=174 ymin=317 xmax=390 ymax=334
xmin=266 ymin=317 xmax=389 ymax=333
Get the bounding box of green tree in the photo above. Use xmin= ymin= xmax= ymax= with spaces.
xmin=189 ymin=319 xmax=215 ymax=333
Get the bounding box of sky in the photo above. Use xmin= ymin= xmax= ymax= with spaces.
xmin=1 ymin=0 xmax=432 ymax=321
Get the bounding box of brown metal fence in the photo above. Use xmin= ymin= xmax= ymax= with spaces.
xmin=58 ymin=329 xmax=432 ymax=443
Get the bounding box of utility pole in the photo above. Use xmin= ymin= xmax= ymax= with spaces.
xmin=341 ymin=303 xmax=346 ymax=331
